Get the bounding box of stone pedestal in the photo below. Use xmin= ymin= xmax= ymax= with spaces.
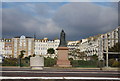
xmin=56 ymin=47 xmax=71 ymax=67
xmin=30 ymin=56 xmax=44 ymax=70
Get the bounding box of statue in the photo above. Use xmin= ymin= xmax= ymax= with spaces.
xmin=56 ymin=30 xmax=71 ymax=67
xmin=59 ymin=30 xmax=67 ymax=47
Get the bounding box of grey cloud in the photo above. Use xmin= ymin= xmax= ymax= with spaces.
xmin=24 ymin=3 xmax=56 ymax=18
xmin=2 ymin=2 xmax=118 ymax=40
xmin=0 ymin=5 xmax=2 ymax=38
xmin=2 ymin=3 xmax=60 ymax=39
xmin=53 ymin=2 xmax=118 ymax=40
xmin=2 ymin=8 xmax=37 ymax=37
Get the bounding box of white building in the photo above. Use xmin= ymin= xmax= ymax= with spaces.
xmin=4 ymin=39 xmax=13 ymax=58
xmin=12 ymin=35 xmax=34 ymax=58
xmin=1 ymin=27 xmax=119 ymax=59
xmin=67 ymin=40 xmax=80 ymax=51
xmin=79 ymin=27 xmax=120 ymax=60
xmin=1 ymin=36 xmax=60 ymax=58
xmin=79 ymin=38 xmax=99 ymax=57
xmin=67 ymin=40 xmax=80 ymax=60
xmin=99 ymin=27 xmax=119 ymax=51
xmin=0 ymin=39 xmax=5 ymax=57
xmin=34 ymin=38 xmax=60 ymax=58
xmin=98 ymin=27 xmax=120 ymax=60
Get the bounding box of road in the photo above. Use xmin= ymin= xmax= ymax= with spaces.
xmin=0 ymin=67 xmax=120 ymax=81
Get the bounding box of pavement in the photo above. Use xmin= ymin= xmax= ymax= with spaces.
xmin=0 ymin=66 xmax=120 ymax=81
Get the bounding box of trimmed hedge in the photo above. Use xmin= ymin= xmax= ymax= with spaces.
xmin=44 ymin=57 xmax=57 ymax=67
xmin=2 ymin=58 xmax=19 ymax=66
xmin=2 ymin=58 xmax=30 ymax=67
xmin=3 ymin=58 xmax=119 ymax=67
xmin=70 ymin=60 xmax=99 ymax=67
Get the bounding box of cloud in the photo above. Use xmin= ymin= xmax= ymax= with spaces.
xmin=0 ymin=3 xmax=2 ymax=38
xmin=2 ymin=2 xmax=118 ymax=40
xmin=53 ymin=2 xmax=118 ymax=39
xmin=2 ymin=2 xmax=61 ymax=39
xmin=2 ymin=0 xmax=119 ymax=2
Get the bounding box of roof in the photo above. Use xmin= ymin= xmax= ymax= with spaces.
xmin=14 ymin=36 xmax=33 ymax=38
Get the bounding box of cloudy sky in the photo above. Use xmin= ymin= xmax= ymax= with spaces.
xmin=2 ymin=2 xmax=118 ymax=40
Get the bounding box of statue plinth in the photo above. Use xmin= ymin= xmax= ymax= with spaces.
xmin=56 ymin=47 xmax=71 ymax=67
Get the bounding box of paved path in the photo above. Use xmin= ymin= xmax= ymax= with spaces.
xmin=0 ymin=67 xmax=120 ymax=80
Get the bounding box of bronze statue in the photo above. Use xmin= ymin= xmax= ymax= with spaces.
xmin=59 ymin=30 xmax=67 ymax=47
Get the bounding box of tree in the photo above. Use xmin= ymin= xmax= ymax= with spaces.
xmin=47 ymin=48 xmax=55 ymax=57
xmin=71 ymin=49 xmax=86 ymax=60
xmin=19 ymin=50 xmax=25 ymax=58
xmin=33 ymin=54 xmax=36 ymax=57
xmin=28 ymin=55 xmax=32 ymax=58
xmin=47 ymin=48 xmax=55 ymax=66
xmin=91 ymin=54 xmax=98 ymax=61
xmin=19 ymin=50 xmax=25 ymax=67
xmin=47 ymin=48 xmax=55 ymax=55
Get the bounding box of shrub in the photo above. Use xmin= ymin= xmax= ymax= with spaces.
xmin=71 ymin=60 xmax=79 ymax=67
xmin=69 ymin=58 xmax=73 ymax=61
xmin=2 ymin=58 xmax=19 ymax=66
xmin=108 ymin=59 xmax=120 ymax=67
xmin=44 ymin=57 xmax=57 ymax=67
xmin=21 ymin=58 xmax=30 ymax=67
xmin=112 ymin=60 xmax=120 ymax=67
xmin=109 ymin=59 xmax=115 ymax=66
xmin=70 ymin=60 xmax=98 ymax=67
xmin=97 ymin=60 xmax=105 ymax=67
xmin=2 ymin=58 xmax=30 ymax=67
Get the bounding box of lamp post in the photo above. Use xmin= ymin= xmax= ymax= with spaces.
xmin=106 ymin=39 xmax=108 ymax=67
xmin=98 ymin=38 xmax=118 ymax=68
